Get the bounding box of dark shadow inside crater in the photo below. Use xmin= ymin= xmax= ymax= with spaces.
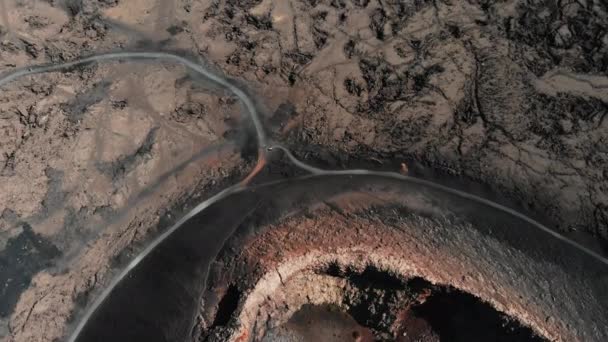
xmin=411 ymin=287 xmax=545 ymax=342
xmin=260 ymin=266 xmax=545 ymax=342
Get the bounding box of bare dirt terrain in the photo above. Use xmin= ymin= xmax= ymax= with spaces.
xmin=0 ymin=0 xmax=607 ymax=341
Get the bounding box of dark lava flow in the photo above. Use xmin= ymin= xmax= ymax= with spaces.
xmin=0 ymin=224 xmax=60 ymax=318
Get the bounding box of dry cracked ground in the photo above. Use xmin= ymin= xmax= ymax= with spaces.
xmin=0 ymin=0 xmax=607 ymax=341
